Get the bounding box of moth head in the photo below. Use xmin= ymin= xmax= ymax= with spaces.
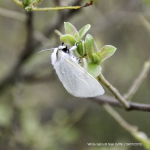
xmin=58 ymin=45 xmax=69 ymax=54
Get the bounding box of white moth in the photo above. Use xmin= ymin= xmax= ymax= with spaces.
xmin=39 ymin=43 xmax=105 ymax=98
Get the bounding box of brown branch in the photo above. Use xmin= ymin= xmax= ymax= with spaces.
xmin=16 ymin=67 xmax=150 ymax=112
xmin=93 ymin=95 xmax=150 ymax=112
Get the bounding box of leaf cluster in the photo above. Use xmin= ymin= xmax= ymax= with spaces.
xmin=60 ymin=22 xmax=117 ymax=77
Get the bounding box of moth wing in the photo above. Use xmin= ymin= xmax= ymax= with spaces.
xmin=55 ymin=58 xmax=104 ymax=98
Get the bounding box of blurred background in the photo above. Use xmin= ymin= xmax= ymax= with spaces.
xmin=0 ymin=0 xmax=150 ymax=150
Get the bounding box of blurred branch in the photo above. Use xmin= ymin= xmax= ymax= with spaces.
xmin=94 ymin=0 xmax=140 ymax=33
xmin=103 ymin=104 xmax=150 ymax=149
xmin=17 ymin=64 xmax=150 ymax=112
xmin=98 ymin=74 xmax=130 ymax=109
xmin=0 ymin=0 xmax=83 ymax=92
xmin=94 ymin=95 xmax=150 ymax=112
xmin=13 ymin=0 xmax=25 ymax=8
xmin=0 ymin=7 xmax=52 ymax=47
xmin=49 ymin=104 xmax=89 ymax=147
xmin=0 ymin=11 xmax=33 ymax=92
xmin=139 ymin=14 xmax=150 ymax=32
xmin=33 ymin=30 xmax=51 ymax=47
xmin=103 ymin=104 xmax=137 ymax=132
xmin=13 ymin=0 xmax=24 ymax=8
xmin=0 ymin=7 xmax=26 ymax=22
xmin=124 ymin=58 xmax=150 ymax=100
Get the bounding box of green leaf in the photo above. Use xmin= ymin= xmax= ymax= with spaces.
xmin=33 ymin=0 xmax=43 ymax=5
xmin=87 ymin=62 xmax=101 ymax=77
xmin=78 ymin=24 xmax=91 ymax=41
xmin=64 ymin=22 xmax=79 ymax=39
xmin=98 ymin=45 xmax=117 ymax=62
xmin=35 ymin=0 xmax=42 ymax=4
xmin=22 ymin=0 xmax=36 ymax=6
xmin=76 ymin=41 xmax=86 ymax=57
xmin=91 ymin=53 xmax=101 ymax=64
xmin=60 ymin=34 xmax=76 ymax=46
xmin=85 ymin=34 xmax=96 ymax=61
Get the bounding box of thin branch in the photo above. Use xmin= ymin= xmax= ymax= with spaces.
xmin=0 ymin=11 xmax=33 ymax=92
xmin=93 ymin=95 xmax=150 ymax=112
xmin=12 ymin=0 xmax=24 ymax=8
xmin=103 ymin=104 xmax=150 ymax=148
xmin=32 ymin=6 xmax=82 ymax=11
xmin=33 ymin=30 xmax=51 ymax=47
xmin=98 ymin=74 xmax=130 ymax=109
xmin=48 ymin=104 xmax=89 ymax=148
xmin=103 ymin=104 xmax=137 ymax=132
xmin=124 ymin=58 xmax=150 ymax=100
xmin=0 ymin=0 xmax=83 ymax=92
xmin=0 ymin=7 xmax=26 ymax=22
xmin=17 ymin=66 xmax=150 ymax=112
xmin=13 ymin=0 xmax=93 ymax=11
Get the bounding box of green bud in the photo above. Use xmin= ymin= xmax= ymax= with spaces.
xmin=25 ymin=6 xmax=32 ymax=11
xmin=85 ymin=34 xmax=96 ymax=61
xmin=91 ymin=53 xmax=101 ymax=64
xmin=76 ymin=41 xmax=86 ymax=57
xmin=22 ymin=0 xmax=36 ymax=6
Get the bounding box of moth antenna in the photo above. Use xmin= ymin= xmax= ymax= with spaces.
xmin=38 ymin=48 xmax=55 ymax=53
xmin=76 ymin=40 xmax=82 ymax=46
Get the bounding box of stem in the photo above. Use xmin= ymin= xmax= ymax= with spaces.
xmin=124 ymin=59 xmax=150 ymax=100
xmin=12 ymin=0 xmax=24 ymax=8
xmin=103 ymin=104 xmax=137 ymax=132
xmin=98 ymin=73 xmax=130 ymax=109
xmin=32 ymin=6 xmax=81 ymax=11
xmin=0 ymin=7 xmax=26 ymax=22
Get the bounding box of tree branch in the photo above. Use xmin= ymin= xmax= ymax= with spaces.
xmin=103 ymin=104 xmax=137 ymax=132
xmin=12 ymin=0 xmax=24 ymax=8
xmin=0 ymin=11 xmax=33 ymax=92
xmin=124 ymin=58 xmax=150 ymax=100
xmin=0 ymin=7 xmax=26 ymax=22
xmin=98 ymin=74 xmax=130 ymax=109
xmin=93 ymin=95 xmax=150 ymax=112
xmin=0 ymin=0 xmax=83 ymax=92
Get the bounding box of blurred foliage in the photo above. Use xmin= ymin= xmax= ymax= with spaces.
xmin=0 ymin=0 xmax=150 ymax=150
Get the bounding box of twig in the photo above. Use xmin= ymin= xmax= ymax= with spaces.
xmin=124 ymin=59 xmax=150 ymax=100
xmin=0 ymin=0 xmax=83 ymax=92
xmin=98 ymin=74 xmax=130 ymax=109
xmin=93 ymin=95 xmax=150 ymax=112
xmin=103 ymin=104 xmax=150 ymax=148
xmin=0 ymin=7 xmax=26 ymax=22
xmin=103 ymin=104 xmax=137 ymax=132
xmin=32 ymin=6 xmax=82 ymax=11
xmin=12 ymin=0 xmax=24 ymax=8
xmin=49 ymin=104 xmax=89 ymax=148
xmin=33 ymin=30 xmax=51 ymax=47
xmin=139 ymin=14 xmax=150 ymax=32
xmin=0 ymin=11 xmax=33 ymax=92
xmin=13 ymin=0 xmax=93 ymax=11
